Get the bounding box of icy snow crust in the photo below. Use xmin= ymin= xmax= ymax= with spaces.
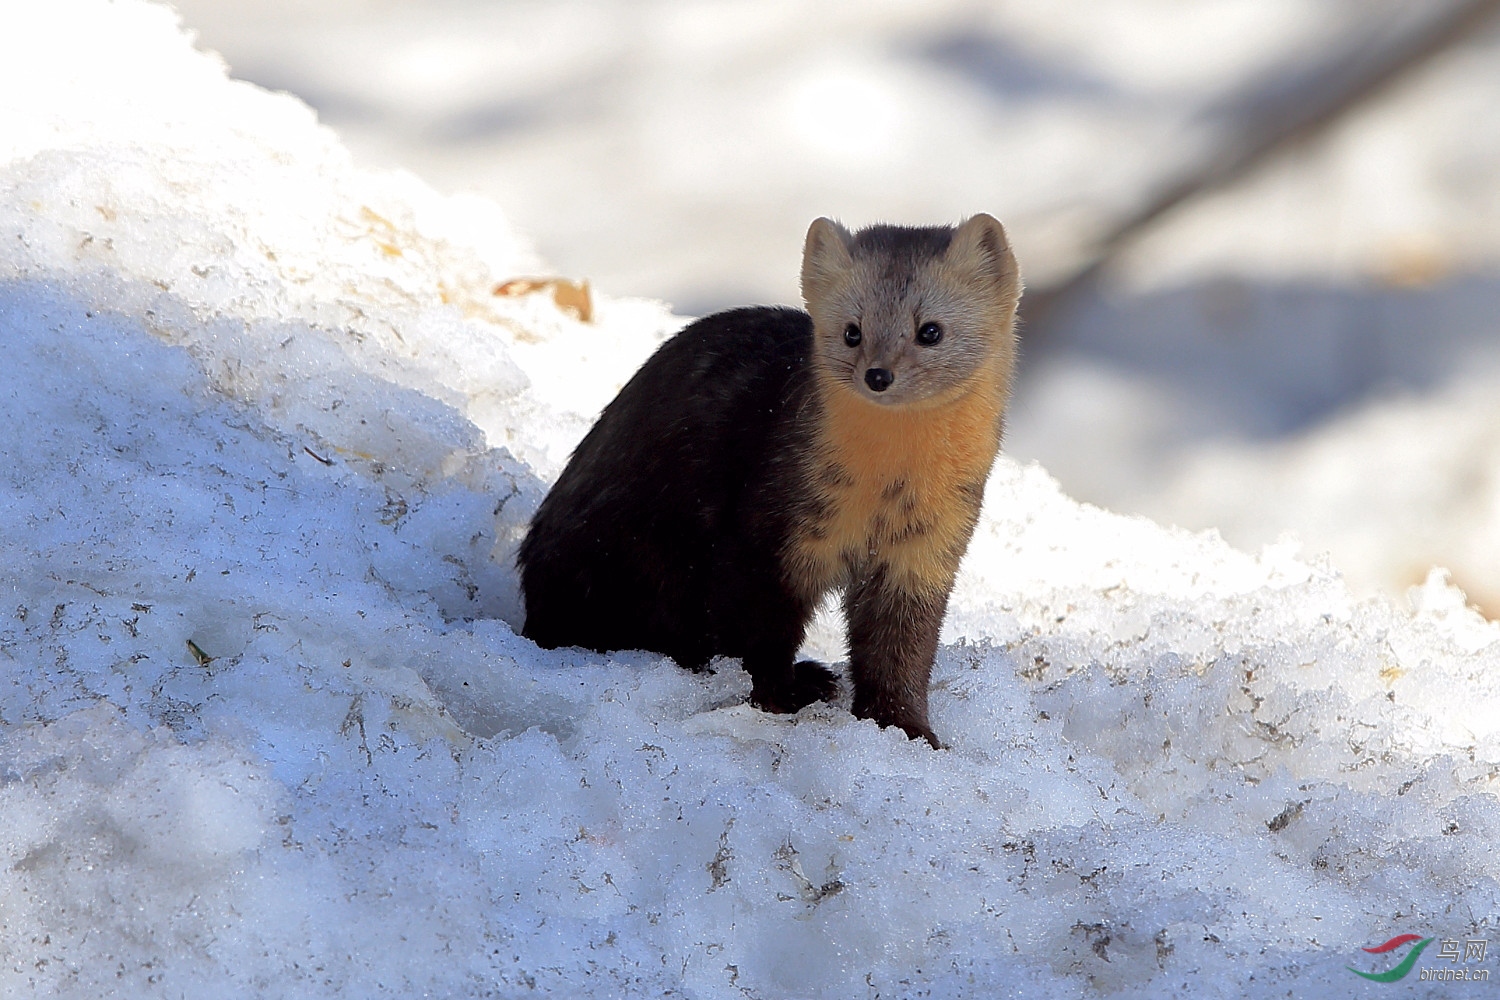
xmin=1 ymin=3 xmax=1496 ymax=997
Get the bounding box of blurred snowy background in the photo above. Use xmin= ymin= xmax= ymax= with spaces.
xmin=173 ymin=0 xmax=1500 ymax=613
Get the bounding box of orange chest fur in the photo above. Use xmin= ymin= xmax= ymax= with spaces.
xmin=787 ymin=381 xmax=1004 ymax=596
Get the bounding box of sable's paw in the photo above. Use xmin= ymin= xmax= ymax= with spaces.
xmin=901 ymin=722 xmax=944 ymax=751
xmin=791 ymin=659 xmax=841 ymax=706
xmin=853 ymin=703 xmax=944 ymax=749
xmin=752 ymin=660 xmax=840 ymax=714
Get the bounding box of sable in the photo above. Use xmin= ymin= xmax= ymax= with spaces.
xmin=518 ymin=215 xmax=1021 ymax=747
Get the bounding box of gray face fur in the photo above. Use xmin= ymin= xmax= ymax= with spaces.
xmin=800 ymin=215 xmax=1022 ymax=407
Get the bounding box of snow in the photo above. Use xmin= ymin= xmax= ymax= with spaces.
xmin=1 ymin=2 xmax=1497 ymax=997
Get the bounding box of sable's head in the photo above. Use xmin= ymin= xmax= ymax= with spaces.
xmin=800 ymin=215 xmax=1021 ymax=407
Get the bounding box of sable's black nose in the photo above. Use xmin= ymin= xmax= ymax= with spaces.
xmin=864 ymin=367 xmax=893 ymax=392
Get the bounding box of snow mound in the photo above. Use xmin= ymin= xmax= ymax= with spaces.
xmin=0 ymin=3 xmax=1495 ymax=997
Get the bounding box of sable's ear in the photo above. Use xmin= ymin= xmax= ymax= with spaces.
xmin=800 ymin=217 xmax=854 ymax=306
xmin=948 ymin=213 xmax=1021 ymax=304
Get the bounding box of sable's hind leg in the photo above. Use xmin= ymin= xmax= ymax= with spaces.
xmin=707 ymin=552 xmax=836 ymax=714
xmin=762 ymin=659 xmax=840 ymax=714
xmin=736 ymin=615 xmax=838 ymax=715
xmin=844 ymin=565 xmax=947 ymax=748
xmin=522 ymin=539 xmax=712 ymax=667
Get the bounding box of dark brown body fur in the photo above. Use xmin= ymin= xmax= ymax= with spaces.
xmin=519 ymin=306 xmax=841 ymax=713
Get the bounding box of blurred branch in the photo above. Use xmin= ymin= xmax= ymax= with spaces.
xmin=1023 ymin=0 xmax=1500 ymax=331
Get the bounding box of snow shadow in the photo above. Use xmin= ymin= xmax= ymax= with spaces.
xmin=1017 ymin=271 xmax=1500 ymax=443
xmin=0 ymin=273 xmax=536 ymax=630
xmin=913 ymin=26 xmax=1123 ymax=102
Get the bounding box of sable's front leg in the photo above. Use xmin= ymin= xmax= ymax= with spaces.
xmin=844 ymin=565 xmax=949 ymax=748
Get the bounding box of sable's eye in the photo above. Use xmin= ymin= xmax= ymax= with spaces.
xmin=844 ymin=323 xmax=862 ymax=347
xmin=916 ymin=321 xmax=943 ymax=346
